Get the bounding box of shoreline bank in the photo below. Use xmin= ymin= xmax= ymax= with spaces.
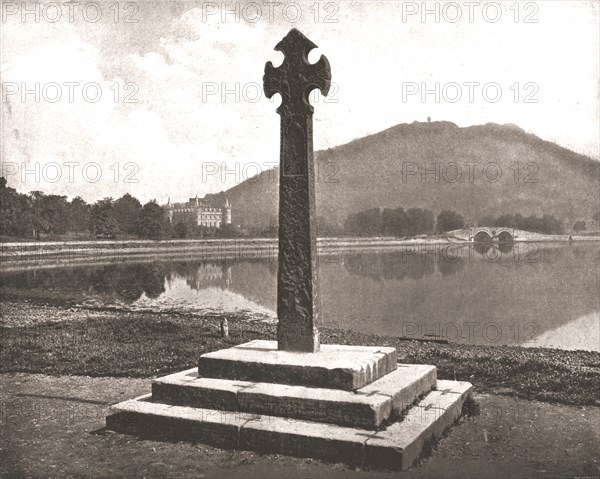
xmin=1 ymin=235 xmax=598 ymax=271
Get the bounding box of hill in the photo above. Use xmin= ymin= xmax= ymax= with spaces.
xmin=203 ymin=121 xmax=600 ymax=231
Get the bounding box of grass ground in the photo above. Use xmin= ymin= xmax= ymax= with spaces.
xmin=1 ymin=300 xmax=599 ymax=407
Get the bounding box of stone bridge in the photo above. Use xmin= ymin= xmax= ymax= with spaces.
xmin=448 ymin=227 xmax=545 ymax=242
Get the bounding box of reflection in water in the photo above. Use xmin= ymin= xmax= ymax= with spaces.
xmin=343 ymin=252 xmax=437 ymax=282
xmin=1 ymin=243 xmax=598 ymax=351
xmin=473 ymin=241 xmax=514 ymax=256
xmin=174 ymin=263 xmax=232 ymax=291
xmin=0 ymin=261 xmax=235 ymax=304
xmin=342 ymin=243 xmax=520 ymax=280
xmin=1 ymin=263 xmax=170 ymax=302
xmin=437 ymin=257 xmax=465 ymax=277
xmin=331 ymin=244 xmax=598 ymax=351
xmin=523 ymin=312 xmax=600 ymax=351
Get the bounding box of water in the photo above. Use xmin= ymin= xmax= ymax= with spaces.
xmin=1 ymin=243 xmax=598 ymax=351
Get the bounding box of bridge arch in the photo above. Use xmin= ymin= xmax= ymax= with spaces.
xmin=470 ymin=227 xmax=514 ymax=243
xmin=497 ymin=230 xmax=514 ymax=243
xmin=473 ymin=230 xmax=493 ymax=243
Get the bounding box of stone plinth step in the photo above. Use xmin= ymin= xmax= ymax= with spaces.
xmin=198 ymin=340 xmax=397 ymax=391
xmin=152 ymin=364 xmax=436 ymax=429
xmin=106 ymin=379 xmax=472 ymax=470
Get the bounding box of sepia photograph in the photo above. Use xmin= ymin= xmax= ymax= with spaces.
xmin=1 ymin=1 xmax=599 ymax=478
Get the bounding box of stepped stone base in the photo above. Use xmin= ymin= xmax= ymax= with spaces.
xmin=152 ymin=363 xmax=436 ymax=429
xmin=198 ymin=340 xmax=398 ymax=390
xmin=106 ymin=341 xmax=473 ymax=470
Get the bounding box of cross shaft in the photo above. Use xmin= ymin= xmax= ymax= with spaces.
xmin=263 ymin=29 xmax=331 ymax=352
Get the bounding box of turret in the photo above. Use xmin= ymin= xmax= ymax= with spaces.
xmin=223 ymin=198 xmax=232 ymax=225
xmin=166 ymin=197 xmax=173 ymax=223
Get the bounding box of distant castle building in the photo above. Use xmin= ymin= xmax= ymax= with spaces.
xmin=165 ymin=196 xmax=232 ymax=228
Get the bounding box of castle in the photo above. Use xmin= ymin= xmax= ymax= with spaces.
xmin=166 ymin=196 xmax=231 ymax=228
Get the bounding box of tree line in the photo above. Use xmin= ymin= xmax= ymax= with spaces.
xmin=342 ymin=207 xmax=585 ymax=237
xmin=477 ymin=213 xmax=564 ymax=235
xmin=0 ymin=178 xmax=172 ymax=240
xmin=2 ymin=177 xmax=594 ymax=241
xmin=0 ymin=177 xmax=273 ymax=241
xmin=343 ymin=207 xmax=465 ymax=237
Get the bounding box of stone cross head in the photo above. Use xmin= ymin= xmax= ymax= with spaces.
xmin=263 ymin=28 xmax=332 ymax=116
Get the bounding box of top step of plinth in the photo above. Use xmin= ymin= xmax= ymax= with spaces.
xmin=198 ymin=340 xmax=397 ymax=391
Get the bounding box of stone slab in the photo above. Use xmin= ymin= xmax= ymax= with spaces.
xmin=152 ymin=364 xmax=436 ymax=429
xmin=364 ymin=380 xmax=473 ymax=470
xmin=239 ymin=413 xmax=368 ymax=466
xmin=360 ymin=364 xmax=437 ymax=413
xmin=198 ymin=340 xmax=397 ymax=390
xmin=106 ymin=394 xmax=257 ymax=449
xmin=152 ymin=369 xmax=254 ymax=411
xmin=105 ymin=379 xmax=472 ymax=470
xmin=236 ymin=380 xmax=391 ymax=429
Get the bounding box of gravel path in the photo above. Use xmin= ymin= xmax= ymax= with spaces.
xmin=1 ymin=373 xmax=599 ymax=478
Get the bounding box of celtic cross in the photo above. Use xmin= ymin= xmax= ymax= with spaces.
xmin=263 ymin=29 xmax=332 ymax=352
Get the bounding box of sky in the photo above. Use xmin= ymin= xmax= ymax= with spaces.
xmin=1 ymin=0 xmax=598 ymax=203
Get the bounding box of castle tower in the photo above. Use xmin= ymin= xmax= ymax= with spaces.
xmin=223 ymin=198 xmax=232 ymax=225
xmin=166 ymin=197 xmax=173 ymax=223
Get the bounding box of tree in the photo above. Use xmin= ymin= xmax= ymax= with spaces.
xmin=39 ymin=194 xmax=70 ymax=235
xmin=26 ymin=191 xmax=52 ymax=239
xmin=69 ymin=196 xmax=90 ymax=235
xmin=494 ymin=214 xmax=516 ymax=229
xmin=217 ymin=223 xmax=242 ymax=239
xmin=344 ymin=208 xmax=382 ymax=237
xmin=113 ymin=193 xmax=142 ymax=235
xmin=484 ymin=212 xmax=563 ymax=235
xmin=344 ymin=207 xmax=434 ymax=237
xmin=538 ymin=215 xmax=563 ymax=235
xmin=573 ymin=220 xmax=587 ymax=232
xmin=174 ymin=221 xmax=190 ymax=238
xmin=195 ymin=224 xmax=216 ymax=239
xmin=592 ymin=212 xmax=600 ymax=227
xmin=436 ymin=210 xmax=464 ymax=233
xmin=382 ymin=207 xmax=407 ymax=237
xmin=258 ymin=224 xmax=278 ymax=238
xmin=89 ymin=198 xmax=119 ymax=238
xmin=0 ymin=177 xmax=31 ymax=237
xmin=138 ymin=200 xmax=171 ymax=240
xmin=478 ymin=216 xmax=495 ymax=227
xmin=405 ymin=208 xmax=434 ymax=236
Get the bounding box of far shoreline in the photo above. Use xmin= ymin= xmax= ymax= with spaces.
xmin=1 ymin=235 xmax=599 ymax=272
